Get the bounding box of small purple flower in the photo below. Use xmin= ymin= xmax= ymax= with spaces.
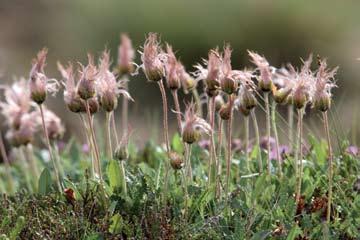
xmin=345 ymin=145 xmax=358 ymax=157
xmin=82 ymin=143 xmax=90 ymax=154
xmin=260 ymin=136 xmax=276 ymax=150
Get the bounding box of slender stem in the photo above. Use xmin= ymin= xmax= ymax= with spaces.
xmin=26 ymin=145 xmax=40 ymax=180
xmin=120 ymin=161 xmax=127 ymax=195
xmin=106 ymin=112 xmax=113 ymax=159
xmin=216 ymin=117 xmax=223 ymax=199
xmin=323 ymin=111 xmax=333 ymax=223
xmin=0 ymin=133 xmax=15 ymax=194
xmin=245 ymin=115 xmax=250 ymax=172
xmin=192 ymin=88 xmax=202 ymax=117
xmin=225 ymin=95 xmax=234 ymax=202
xmin=171 ymin=90 xmax=182 ymax=134
xmin=288 ymin=105 xmax=294 ymax=147
xmin=264 ymin=92 xmax=271 ymax=175
xmin=85 ymin=101 xmax=102 ymax=181
xmin=271 ymin=101 xmax=282 ymax=178
xmin=79 ymin=114 xmax=96 ymax=177
xmin=251 ymin=109 xmax=263 ymax=173
xmin=158 ymin=81 xmax=170 ymax=154
xmin=39 ymin=104 xmax=62 ymax=191
xmin=208 ymin=96 xmax=217 ymax=186
xmin=158 ymin=80 xmax=170 ymax=203
xmin=18 ymin=148 xmax=33 ymax=193
xmin=122 ymin=79 xmax=129 ymax=135
xmin=111 ymin=112 xmax=120 ymax=145
xmin=295 ymin=108 xmax=304 ymax=204
xmin=185 ymin=143 xmax=192 ymax=181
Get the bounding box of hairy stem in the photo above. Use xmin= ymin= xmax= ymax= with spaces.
xmin=295 ymin=108 xmax=304 ymax=204
xmin=79 ymin=114 xmax=96 ymax=177
xmin=0 ymin=133 xmax=14 ymax=194
xmin=251 ymin=109 xmax=263 ymax=173
xmin=208 ymin=96 xmax=217 ymax=186
xmin=264 ymin=92 xmax=271 ymax=175
xmin=122 ymin=78 xmax=129 ymax=135
xmin=225 ymin=95 xmax=234 ymax=202
xmin=244 ymin=115 xmax=250 ymax=172
xmin=271 ymin=101 xmax=282 ymax=178
xmin=111 ymin=112 xmax=120 ymax=145
xmin=288 ymin=105 xmax=294 ymax=147
xmin=39 ymin=104 xmax=62 ymax=191
xmin=85 ymin=101 xmax=102 ymax=181
xmin=192 ymin=88 xmax=202 ymax=117
xmin=171 ymin=89 xmax=182 ymax=134
xmin=106 ymin=112 xmax=113 ymax=159
xmin=158 ymin=80 xmax=170 ymax=202
xmin=323 ymin=111 xmax=333 ymax=223
xmin=185 ymin=143 xmax=192 ymax=181
xmin=216 ymin=117 xmax=223 ymax=199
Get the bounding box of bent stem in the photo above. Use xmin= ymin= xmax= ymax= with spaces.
xmin=171 ymin=89 xmax=182 ymax=133
xmin=264 ymin=92 xmax=271 ymax=175
xmin=271 ymin=101 xmax=282 ymax=178
xmin=225 ymin=95 xmax=234 ymax=203
xmin=39 ymin=104 xmax=62 ymax=192
xmin=0 ymin=133 xmax=15 ymax=194
xmin=85 ymin=101 xmax=102 ymax=181
xmin=323 ymin=111 xmax=333 ymax=223
xmin=244 ymin=115 xmax=250 ymax=172
xmin=158 ymin=80 xmax=170 ymax=202
xmin=295 ymin=108 xmax=304 ymax=204
xmin=251 ymin=109 xmax=263 ymax=173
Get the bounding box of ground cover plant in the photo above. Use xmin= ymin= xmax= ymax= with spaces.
xmin=0 ymin=33 xmax=359 ymax=239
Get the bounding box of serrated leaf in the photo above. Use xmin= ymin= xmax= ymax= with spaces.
xmin=38 ymin=168 xmax=52 ymax=195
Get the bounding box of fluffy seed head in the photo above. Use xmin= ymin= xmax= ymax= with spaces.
xmin=78 ymin=54 xmax=97 ymax=100
xmin=313 ymin=58 xmax=338 ymax=112
xmin=248 ymin=50 xmax=273 ymax=92
xmin=182 ymin=102 xmax=211 ymax=144
xmin=291 ymin=55 xmax=315 ymax=109
xmin=118 ymin=33 xmax=135 ymax=76
xmin=29 ymin=48 xmax=59 ymax=104
xmin=58 ymin=62 xmax=85 ymax=113
xmin=206 ymin=49 xmax=221 ymax=90
xmin=169 ymin=151 xmax=184 ymax=170
xmin=141 ymin=33 xmax=165 ymax=82
xmin=165 ymin=44 xmax=181 ymax=90
xmin=220 ymin=45 xmax=238 ymax=94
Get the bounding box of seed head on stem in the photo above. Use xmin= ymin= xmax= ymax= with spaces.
xmin=117 ymin=33 xmax=135 ymax=76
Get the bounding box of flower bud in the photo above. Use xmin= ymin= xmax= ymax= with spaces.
xmin=88 ymin=97 xmax=99 ymax=115
xmin=78 ymin=55 xmax=97 ymax=100
xmin=169 ymin=151 xmax=183 ymax=170
xmin=205 ymin=87 xmax=219 ymax=97
xmin=314 ymin=92 xmax=331 ymax=112
xmin=258 ymin=77 xmax=273 ymax=92
xmin=214 ymin=95 xmax=224 ymax=112
xmin=241 ymin=90 xmax=257 ymax=110
xmin=29 ymin=75 xmax=47 ymax=104
xmin=293 ymin=88 xmax=308 ymax=109
xmin=182 ymin=124 xmax=200 ymax=144
xmin=118 ymin=34 xmax=135 ymax=76
xmin=65 ymin=93 xmax=84 ymax=113
xmin=273 ymin=87 xmax=292 ymax=104
xmin=220 ymin=77 xmax=237 ymax=95
xmin=141 ymin=33 xmax=165 ymax=82
xmin=181 ymin=74 xmax=196 ymax=93
xmin=238 ymin=104 xmax=250 ymax=116
xmin=100 ymin=91 xmax=118 ymax=112
xmin=219 ymin=102 xmax=231 ymax=120
xmin=114 ymin=144 xmax=129 ymax=161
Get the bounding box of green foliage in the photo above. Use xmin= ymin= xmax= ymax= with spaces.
xmin=0 ymin=138 xmax=359 ymax=239
xmin=38 ymin=168 xmax=52 ymax=195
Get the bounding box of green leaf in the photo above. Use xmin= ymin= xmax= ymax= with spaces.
xmin=171 ymin=133 xmax=184 ymax=153
xmin=38 ymin=168 xmax=52 ymax=195
xmin=107 ymin=160 xmax=122 ymax=192
xmin=109 ymin=213 xmax=122 ymax=234
xmin=286 ymin=224 xmax=302 ymax=240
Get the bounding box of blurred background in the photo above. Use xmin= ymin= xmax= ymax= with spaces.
xmin=0 ymin=0 xmax=360 ymax=146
